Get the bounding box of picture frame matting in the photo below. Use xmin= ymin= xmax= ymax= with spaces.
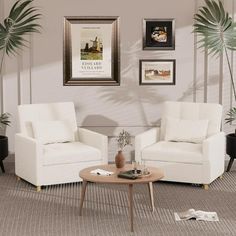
xmin=139 ymin=59 xmax=176 ymax=85
xmin=63 ymin=16 xmax=120 ymax=86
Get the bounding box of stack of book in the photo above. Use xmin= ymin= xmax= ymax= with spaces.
xmin=118 ymin=170 xmax=142 ymax=180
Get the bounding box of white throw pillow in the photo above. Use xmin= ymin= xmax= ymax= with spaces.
xmin=32 ymin=120 xmax=75 ymax=144
xmin=164 ymin=117 xmax=209 ymax=144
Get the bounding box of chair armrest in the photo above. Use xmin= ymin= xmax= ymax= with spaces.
xmin=15 ymin=133 xmax=43 ymax=182
xmin=135 ymin=127 xmax=160 ymax=162
xmin=78 ymin=128 xmax=108 ymax=164
xmin=203 ymin=132 xmax=226 ymax=162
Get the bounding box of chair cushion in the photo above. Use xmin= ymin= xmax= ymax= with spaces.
xmin=32 ymin=120 xmax=75 ymax=144
xmin=42 ymin=142 xmax=101 ymax=166
xmin=141 ymin=141 xmax=203 ymax=164
xmin=160 ymin=101 xmax=222 ymax=140
xmin=164 ymin=117 xmax=208 ymax=143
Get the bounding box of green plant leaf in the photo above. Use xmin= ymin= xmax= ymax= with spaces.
xmin=0 ymin=112 xmax=11 ymax=128
xmin=0 ymin=0 xmax=41 ymax=56
xmin=193 ymin=0 xmax=236 ymax=121
xmin=225 ymin=107 xmax=236 ymax=124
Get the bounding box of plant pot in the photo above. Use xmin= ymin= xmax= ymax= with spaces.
xmin=0 ymin=135 xmax=8 ymax=173
xmin=115 ymin=150 xmax=125 ymax=168
xmin=226 ymin=133 xmax=236 ymax=172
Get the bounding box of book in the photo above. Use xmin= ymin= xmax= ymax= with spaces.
xmin=174 ymin=209 xmax=219 ymax=221
xmin=90 ymin=169 xmax=114 ymax=176
xmin=118 ymin=170 xmax=141 ymax=180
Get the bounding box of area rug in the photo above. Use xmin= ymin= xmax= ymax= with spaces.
xmin=0 ymin=158 xmax=236 ymax=236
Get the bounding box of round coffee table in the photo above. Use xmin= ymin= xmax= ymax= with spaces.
xmin=79 ymin=164 xmax=164 ymax=232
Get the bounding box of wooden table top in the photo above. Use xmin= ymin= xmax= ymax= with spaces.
xmin=79 ymin=164 xmax=164 ymax=184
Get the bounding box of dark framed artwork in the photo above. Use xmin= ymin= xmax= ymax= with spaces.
xmin=143 ymin=19 xmax=175 ymax=50
xmin=63 ymin=16 xmax=120 ymax=86
xmin=139 ymin=59 xmax=176 ymax=85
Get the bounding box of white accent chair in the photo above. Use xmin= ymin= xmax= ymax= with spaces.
xmin=15 ymin=102 xmax=108 ymax=191
xmin=135 ymin=101 xmax=225 ymax=189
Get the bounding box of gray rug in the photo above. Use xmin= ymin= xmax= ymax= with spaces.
xmin=0 ymin=157 xmax=236 ymax=236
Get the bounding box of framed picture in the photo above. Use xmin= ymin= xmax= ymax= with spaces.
xmin=143 ymin=19 xmax=175 ymax=50
xmin=63 ymin=16 xmax=120 ymax=86
xmin=139 ymin=59 xmax=176 ymax=85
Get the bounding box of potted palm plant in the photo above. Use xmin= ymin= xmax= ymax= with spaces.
xmin=0 ymin=0 xmax=41 ymax=113
xmin=0 ymin=113 xmax=11 ymax=173
xmin=193 ymin=0 xmax=236 ymax=172
xmin=0 ymin=0 xmax=40 ymax=172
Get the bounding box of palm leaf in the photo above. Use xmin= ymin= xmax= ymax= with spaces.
xmin=193 ymin=0 xmax=236 ymax=55
xmin=0 ymin=0 xmax=41 ymax=56
xmin=0 ymin=113 xmax=11 ymax=127
xmin=193 ymin=0 xmax=236 ymax=125
xmin=225 ymin=108 xmax=236 ymax=124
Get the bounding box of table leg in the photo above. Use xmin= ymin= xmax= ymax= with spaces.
xmin=128 ymin=184 xmax=134 ymax=232
xmin=79 ymin=180 xmax=88 ymax=216
xmin=148 ymin=182 xmax=155 ymax=212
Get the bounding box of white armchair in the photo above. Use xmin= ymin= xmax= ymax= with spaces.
xmin=135 ymin=101 xmax=225 ymax=189
xmin=15 ymin=102 xmax=108 ymax=191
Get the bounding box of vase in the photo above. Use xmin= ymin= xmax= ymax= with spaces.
xmin=115 ymin=150 xmax=125 ymax=168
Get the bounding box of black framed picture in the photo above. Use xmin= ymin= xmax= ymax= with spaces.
xmin=139 ymin=59 xmax=176 ymax=85
xmin=63 ymin=16 xmax=120 ymax=86
xmin=143 ymin=19 xmax=175 ymax=50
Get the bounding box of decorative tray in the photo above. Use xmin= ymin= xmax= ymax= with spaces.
xmin=117 ymin=169 xmax=151 ymax=180
xmin=131 ymin=170 xmax=151 ymax=178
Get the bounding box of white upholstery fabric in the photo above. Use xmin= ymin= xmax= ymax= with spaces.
xmin=142 ymin=141 xmax=203 ymax=164
xmin=160 ymin=101 xmax=222 ymax=140
xmin=164 ymin=117 xmax=208 ymax=143
xmin=17 ymin=102 xmax=77 ymax=138
xmin=15 ymin=102 xmax=108 ymax=187
xmin=32 ymin=120 xmax=75 ymax=144
xmin=135 ymin=101 xmax=225 ymax=185
xmin=43 ymin=142 xmax=101 ymax=166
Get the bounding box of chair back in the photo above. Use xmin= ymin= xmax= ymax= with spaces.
xmin=160 ymin=101 xmax=222 ymax=140
xmin=18 ymin=102 xmax=77 ymax=138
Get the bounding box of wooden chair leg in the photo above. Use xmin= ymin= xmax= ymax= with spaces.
xmin=36 ymin=186 xmax=41 ymax=192
xmin=203 ymin=184 xmax=209 ymax=190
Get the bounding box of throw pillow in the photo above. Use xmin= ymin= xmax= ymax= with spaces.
xmin=32 ymin=120 xmax=75 ymax=144
xmin=164 ymin=117 xmax=209 ymax=143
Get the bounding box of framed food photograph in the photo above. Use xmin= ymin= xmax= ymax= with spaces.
xmin=143 ymin=18 xmax=175 ymax=50
xmin=139 ymin=59 xmax=176 ymax=85
xmin=63 ymin=16 xmax=120 ymax=86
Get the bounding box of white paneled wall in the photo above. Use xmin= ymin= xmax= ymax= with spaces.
xmin=1 ymin=0 xmax=235 ymax=162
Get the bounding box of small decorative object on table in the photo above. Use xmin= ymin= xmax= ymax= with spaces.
xmin=118 ymin=170 xmax=141 ymax=180
xmin=115 ymin=129 xmax=132 ymax=168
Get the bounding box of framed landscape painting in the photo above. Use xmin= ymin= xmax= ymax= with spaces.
xmin=139 ymin=59 xmax=176 ymax=85
xmin=63 ymin=16 xmax=120 ymax=86
xmin=143 ymin=19 xmax=175 ymax=50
